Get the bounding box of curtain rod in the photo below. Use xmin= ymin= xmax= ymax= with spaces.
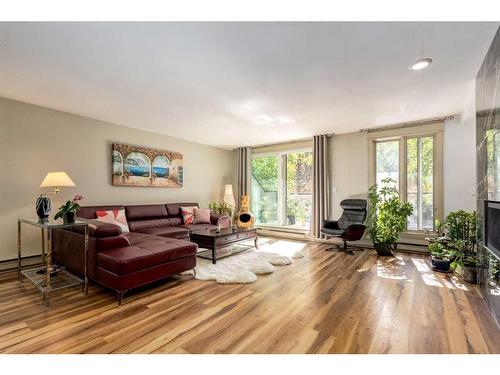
xmin=359 ymin=115 xmax=455 ymax=133
xmin=250 ymin=134 xmax=334 ymax=150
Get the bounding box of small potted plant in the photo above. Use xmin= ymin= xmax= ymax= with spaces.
xmin=428 ymin=239 xmax=454 ymax=272
xmin=366 ymin=178 xmax=413 ymax=256
xmin=450 ymin=240 xmax=479 ymax=284
xmin=54 ymin=194 xmax=84 ymax=224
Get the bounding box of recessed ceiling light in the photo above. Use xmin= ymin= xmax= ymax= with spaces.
xmin=409 ymin=58 xmax=433 ymax=71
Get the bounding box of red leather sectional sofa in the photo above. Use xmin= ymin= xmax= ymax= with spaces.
xmin=53 ymin=202 xmax=230 ymax=304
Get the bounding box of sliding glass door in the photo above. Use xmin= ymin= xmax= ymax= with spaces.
xmin=251 ymin=150 xmax=312 ymax=230
xmin=251 ymin=154 xmax=280 ymax=225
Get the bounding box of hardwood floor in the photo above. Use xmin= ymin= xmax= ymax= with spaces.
xmin=1 ymin=238 xmax=499 ymax=354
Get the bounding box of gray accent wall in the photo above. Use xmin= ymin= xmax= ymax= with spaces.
xmin=475 ymin=27 xmax=500 ymax=325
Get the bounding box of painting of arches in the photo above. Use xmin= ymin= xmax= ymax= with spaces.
xmin=112 ymin=143 xmax=183 ymax=187
xmin=124 ymin=152 xmax=151 ymax=177
xmin=112 ymin=150 xmax=124 ymax=176
xmin=152 ymin=155 xmax=170 ymax=178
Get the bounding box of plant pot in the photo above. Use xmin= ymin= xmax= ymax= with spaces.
xmin=430 ymin=256 xmax=451 ymax=272
xmin=374 ymin=242 xmax=397 ymax=256
xmin=287 ymin=215 xmax=296 ymax=225
xmin=462 ymin=264 xmax=477 ymax=284
xmin=62 ymin=211 xmax=76 ymax=224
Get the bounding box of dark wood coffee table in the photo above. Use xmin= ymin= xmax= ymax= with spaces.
xmin=190 ymin=227 xmax=258 ymax=264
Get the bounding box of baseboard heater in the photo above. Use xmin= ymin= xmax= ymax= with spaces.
xmin=256 ymin=227 xmax=308 ymax=239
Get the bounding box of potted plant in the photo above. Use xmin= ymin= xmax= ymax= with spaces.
xmin=208 ymin=201 xmax=234 ymax=217
xmin=428 ymin=239 xmax=455 ymax=272
xmin=54 ymin=194 xmax=84 ymax=224
xmin=445 ymin=210 xmax=478 ymax=283
xmin=367 ymin=178 xmax=413 ymax=256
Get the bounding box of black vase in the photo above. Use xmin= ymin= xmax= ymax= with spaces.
xmin=35 ymin=195 xmax=51 ymax=219
xmin=63 ymin=211 xmax=76 ymax=224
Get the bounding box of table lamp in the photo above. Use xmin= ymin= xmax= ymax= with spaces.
xmin=36 ymin=172 xmax=75 ymax=219
xmin=223 ymin=184 xmax=236 ymax=229
xmin=223 ymin=184 xmax=236 ymax=208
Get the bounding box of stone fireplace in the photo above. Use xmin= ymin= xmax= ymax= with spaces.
xmin=476 ymin=26 xmax=500 ymax=325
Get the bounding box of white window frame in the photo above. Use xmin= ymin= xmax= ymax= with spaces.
xmin=367 ymin=122 xmax=444 ymax=236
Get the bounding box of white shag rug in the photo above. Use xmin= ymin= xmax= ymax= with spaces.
xmin=183 ymin=239 xmax=305 ymax=284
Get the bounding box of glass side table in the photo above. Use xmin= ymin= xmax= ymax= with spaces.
xmin=17 ymin=218 xmax=89 ymax=306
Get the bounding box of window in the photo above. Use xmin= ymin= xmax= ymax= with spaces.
xmin=406 ymin=136 xmax=434 ymax=230
xmin=369 ymin=123 xmax=443 ymax=233
xmin=375 ymin=140 xmax=399 ymax=189
xmin=251 ymin=150 xmax=313 ymax=231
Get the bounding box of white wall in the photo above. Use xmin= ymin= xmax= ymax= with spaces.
xmin=443 ymin=80 xmax=477 ymax=214
xmin=0 ymin=97 xmax=235 ymax=261
xmin=329 ymin=132 xmax=369 ymax=219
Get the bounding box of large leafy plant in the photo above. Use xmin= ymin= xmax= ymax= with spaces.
xmin=367 ymin=178 xmax=413 ymax=244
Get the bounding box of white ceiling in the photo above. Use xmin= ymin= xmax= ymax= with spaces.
xmin=0 ymin=22 xmax=498 ymax=149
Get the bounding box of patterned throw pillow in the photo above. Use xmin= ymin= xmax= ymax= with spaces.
xmin=193 ymin=207 xmax=211 ymax=224
xmin=95 ymin=209 xmax=130 ymax=233
xmin=181 ymin=206 xmax=196 ymax=225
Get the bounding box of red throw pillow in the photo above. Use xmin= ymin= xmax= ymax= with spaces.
xmin=95 ymin=209 xmax=130 ymax=233
xmin=193 ymin=207 xmax=211 ymax=224
xmin=181 ymin=206 xmax=196 ymax=224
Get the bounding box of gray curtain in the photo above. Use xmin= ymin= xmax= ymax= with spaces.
xmin=311 ymin=135 xmax=330 ymax=238
xmin=236 ymin=146 xmax=251 ymax=209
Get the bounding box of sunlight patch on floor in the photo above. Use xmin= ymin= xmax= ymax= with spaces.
xmin=490 ymin=282 xmax=500 ymax=296
xmin=376 ymin=256 xmax=408 ymax=280
xmin=411 ymin=258 xmax=445 ymax=288
xmin=410 ymin=258 xmax=469 ymax=290
xmin=242 ymin=238 xmax=307 ymax=258
xmin=450 ymin=276 xmax=469 ymax=291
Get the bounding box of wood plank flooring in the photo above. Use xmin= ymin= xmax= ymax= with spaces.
xmin=1 ymin=238 xmax=499 ymax=354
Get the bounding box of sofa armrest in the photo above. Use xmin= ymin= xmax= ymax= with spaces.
xmin=210 ymin=213 xmax=231 ymax=228
xmin=85 ymin=219 xmax=123 ymax=238
xmin=322 ymin=220 xmax=340 ymax=230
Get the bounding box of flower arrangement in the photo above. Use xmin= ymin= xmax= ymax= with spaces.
xmin=54 ymin=194 xmax=84 ymax=223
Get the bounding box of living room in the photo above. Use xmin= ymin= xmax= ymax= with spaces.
xmin=1 ymin=0 xmax=500 ymax=372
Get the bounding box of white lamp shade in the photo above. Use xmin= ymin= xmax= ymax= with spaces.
xmin=223 ymin=184 xmax=236 ymax=207
xmin=40 ymin=172 xmax=75 ymax=188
